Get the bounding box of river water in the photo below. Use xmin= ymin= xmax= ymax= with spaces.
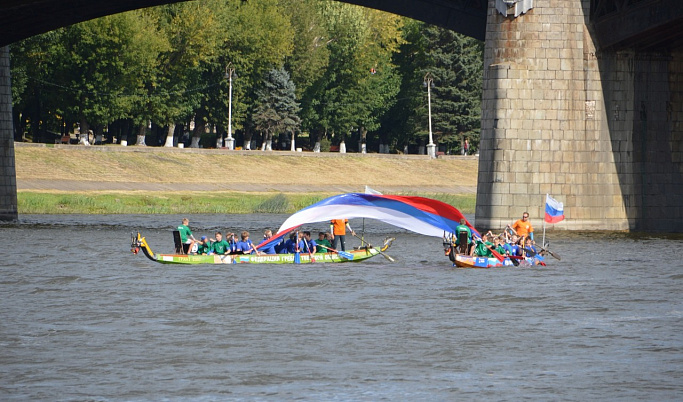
xmin=1 ymin=214 xmax=682 ymax=401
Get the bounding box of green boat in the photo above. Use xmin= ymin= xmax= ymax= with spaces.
xmin=131 ymin=232 xmax=394 ymax=265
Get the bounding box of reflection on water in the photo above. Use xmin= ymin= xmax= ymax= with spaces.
xmin=1 ymin=215 xmax=682 ymax=400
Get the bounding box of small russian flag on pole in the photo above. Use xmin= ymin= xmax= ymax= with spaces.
xmin=544 ymin=194 xmax=565 ymax=223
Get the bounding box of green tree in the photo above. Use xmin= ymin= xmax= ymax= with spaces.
xmin=281 ymin=0 xmax=330 ymax=99
xmin=380 ymin=18 xmax=427 ymax=153
xmin=218 ymin=0 xmax=294 ymax=149
xmin=382 ymin=21 xmax=483 ymax=154
xmin=52 ymin=11 xmax=167 ymax=145
xmin=10 ymin=31 xmax=64 ymax=142
xmin=421 ymin=25 xmax=483 ymax=154
xmin=253 ymin=67 xmax=301 ymax=151
xmin=301 ymin=2 xmax=403 ymax=152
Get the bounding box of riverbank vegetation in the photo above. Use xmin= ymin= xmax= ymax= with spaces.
xmin=18 ymin=191 xmax=476 ymax=215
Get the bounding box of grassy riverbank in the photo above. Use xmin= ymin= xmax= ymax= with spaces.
xmin=17 ymin=191 xmax=476 ymax=214
xmin=15 ymin=144 xmax=479 ymax=214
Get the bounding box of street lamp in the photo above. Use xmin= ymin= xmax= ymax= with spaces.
xmin=224 ymin=63 xmax=236 ymax=150
xmin=423 ymin=72 xmax=436 ymax=158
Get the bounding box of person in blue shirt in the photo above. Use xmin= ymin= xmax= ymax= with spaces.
xmin=236 ymin=231 xmax=260 ymax=255
xmin=260 ymin=229 xmax=279 ymax=255
xmin=503 ymin=234 xmax=521 ymax=256
xmin=302 ymin=231 xmax=317 ymax=254
xmin=222 ymin=232 xmax=238 ymax=254
xmin=295 ymin=232 xmax=307 ymax=253
xmin=280 ymin=232 xmax=298 ymax=254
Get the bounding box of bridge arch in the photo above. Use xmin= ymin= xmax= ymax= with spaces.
xmin=0 ymin=0 xmax=487 ymax=48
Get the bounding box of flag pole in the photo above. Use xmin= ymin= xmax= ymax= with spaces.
xmin=542 ymin=194 xmax=547 ymax=247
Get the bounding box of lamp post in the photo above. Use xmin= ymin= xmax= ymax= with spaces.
xmin=423 ymin=72 xmax=436 ymax=158
xmin=224 ymin=63 xmax=236 ymax=150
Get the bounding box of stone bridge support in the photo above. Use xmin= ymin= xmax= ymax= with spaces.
xmin=476 ymin=0 xmax=683 ymax=232
xmin=0 ymin=46 xmax=17 ymax=222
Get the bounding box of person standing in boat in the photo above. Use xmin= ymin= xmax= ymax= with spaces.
xmin=509 ymin=212 xmax=535 ymax=242
xmin=177 ymin=218 xmax=199 ymax=254
xmin=330 ymin=219 xmax=355 ymax=252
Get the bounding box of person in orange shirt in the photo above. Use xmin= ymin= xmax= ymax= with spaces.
xmin=509 ymin=212 xmax=535 ymax=241
xmin=329 ymin=219 xmax=355 ymax=251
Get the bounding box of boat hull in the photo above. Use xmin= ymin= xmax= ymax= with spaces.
xmin=131 ymin=232 xmax=386 ymax=265
xmin=151 ymin=249 xmax=380 ymax=265
xmin=452 ymin=254 xmax=541 ymax=268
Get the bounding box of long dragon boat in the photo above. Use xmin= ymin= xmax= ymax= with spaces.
xmin=131 ymin=232 xmax=393 ymax=265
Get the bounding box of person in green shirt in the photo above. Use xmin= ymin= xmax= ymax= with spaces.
xmin=473 ymin=234 xmax=494 ymax=257
xmin=454 ymin=219 xmax=473 ymax=254
xmin=316 ymin=232 xmax=332 ymax=252
xmin=210 ymin=232 xmax=230 ymax=255
xmin=177 ymin=218 xmax=198 ymax=254
xmin=196 ymin=236 xmax=212 ymax=255
xmin=492 ymin=236 xmax=507 ymax=255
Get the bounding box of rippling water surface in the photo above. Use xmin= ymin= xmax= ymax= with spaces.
xmin=1 ymin=214 xmax=682 ymax=401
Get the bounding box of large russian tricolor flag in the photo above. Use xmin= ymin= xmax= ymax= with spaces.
xmin=254 ymin=193 xmax=479 ymax=250
xmin=544 ymin=194 xmax=565 ymax=223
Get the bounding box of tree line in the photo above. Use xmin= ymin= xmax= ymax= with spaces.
xmin=10 ymin=0 xmax=483 ymax=154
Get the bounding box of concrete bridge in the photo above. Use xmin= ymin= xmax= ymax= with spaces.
xmin=1 ymin=0 xmax=682 ymax=231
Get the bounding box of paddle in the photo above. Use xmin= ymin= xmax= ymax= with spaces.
xmin=352 ymin=233 xmax=395 ymax=262
xmin=304 ymin=236 xmax=315 ymax=263
xmin=508 ymin=252 xmax=520 ymax=266
xmin=523 ymin=247 xmax=537 ymax=257
xmin=522 ymin=247 xmax=547 ymax=266
xmin=488 ymin=245 xmax=505 ymax=262
xmin=540 ymin=243 xmax=561 ymax=260
xmin=294 ymin=231 xmax=301 ymax=264
xmin=324 ymin=245 xmax=354 ymax=260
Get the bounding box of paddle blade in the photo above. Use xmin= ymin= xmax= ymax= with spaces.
xmin=379 ymin=251 xmax=395 ymax=262
xmin=490 ymin=247 xmax=505 ymax=262
xmin=294 ymin=251 xmax=301 ymax=264
xmin=548 ymin=250 xmax=561 ymax=260
xmin=338 ymin=250 xmax=354 ymax=260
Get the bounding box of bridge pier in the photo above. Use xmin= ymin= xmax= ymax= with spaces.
xmin=0 ymin=45 xmax=17 ymax=222
xmin=476 ymin=0 xmax=683 ymax=232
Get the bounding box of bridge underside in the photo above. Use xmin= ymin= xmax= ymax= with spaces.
xmin=0 ymin=0 xmax=487 ymax=48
